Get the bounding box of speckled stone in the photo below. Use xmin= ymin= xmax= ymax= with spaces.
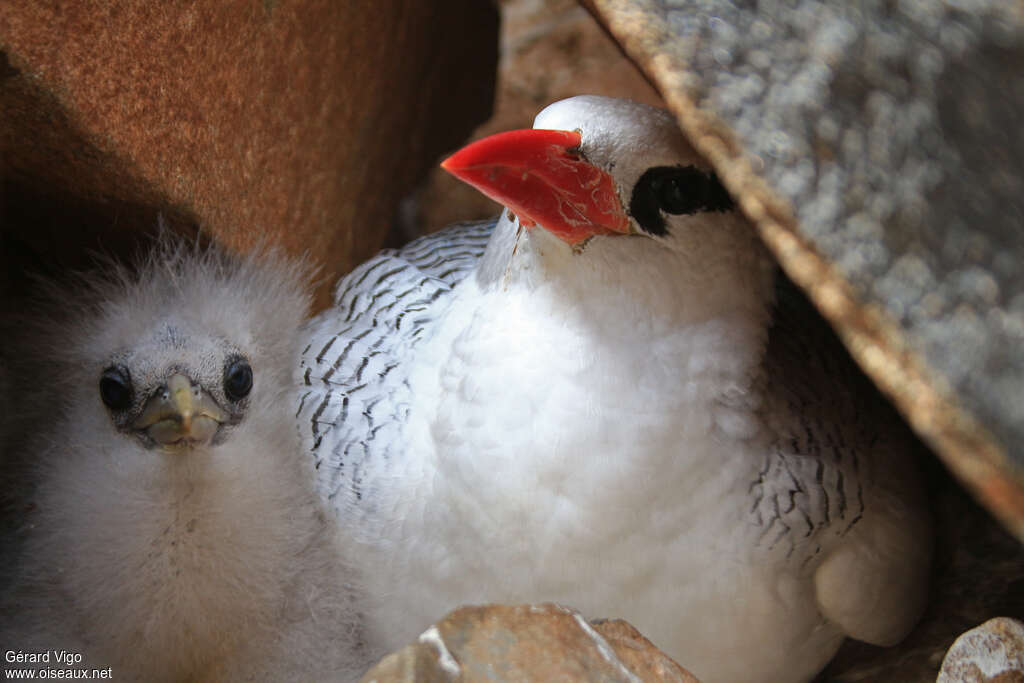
xmin=0 ymin=0 xmax=498 ymax=309
xmin=361 ymin=603 xmax=700 ymax=682
xmin=938 ymin=618 xmax=1024 ymax=683
xmin=587 ymin=0 xmax=1024 ymax=541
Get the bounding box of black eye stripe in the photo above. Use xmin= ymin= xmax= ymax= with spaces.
xmin=629 ymin=165 xmax=734 ymax=235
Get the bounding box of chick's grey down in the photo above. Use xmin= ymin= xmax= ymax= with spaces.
xmin=298 ymin=95 xmax=932 ymax=683
xmin=1 ymin=244 xmax=365 ymax=682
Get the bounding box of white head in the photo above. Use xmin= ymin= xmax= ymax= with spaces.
xmin=38 ymin=242 xmax=310 ymax=466
xmin=443 ymin=95 xmax=775 ymax=330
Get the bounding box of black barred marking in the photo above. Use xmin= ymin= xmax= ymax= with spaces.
xmin=750 ymin=484 xmax=764 ymax=514
xmin=758 ymin=513 xmax=778 ymax=543
xmin=365 ymin=283 xmax=401 ymax=311
xmin=355 ymin=356 xmax=370 ymax=382
xmin=349 ymin=259 xmax=389 ymax=292
xmin=750 ymin=407 xmax=873 ymax=557
xmin=396 ymin=305 xmax=431 ymax=331
xmin=310 ymin=392 xmax=332 ymax=438
xmin=745 ymin=272 xmax=899 ymax=566
xmin=316 ymin=335 xmax=338 ymax=363
xmin=757 ymin=457 xmax=771 ymax=479
xmin=403 ymin=235 xmax=490 ymax=263
xmin=374 ymin=283 xmax=427 ymax=318
xmin=296 ymin=390 xmax=311 ymax=418
xmin=339 ymin=395 xmax=349 ymax=427
xmin=341 ymin=290 xmax=363 ymax=323
xmin=373 ymin=265 xmax=414 ymax=287
xmin=399 ymin=221 xmax=491 ymax=259
xmin=800 ymin=545 xmax=822 ymax=569
xmin=337 ymin=438 xmax=356 ymax=464
xmin=378 ymin=362 xmax=399 ymax=380
xmin=435 ymin=266 xmax=465 ymax=281
xmin=408 ymin=250 xmax=469 ymax=273
xmin=321 ymin=328 xmax=374 ymax=383
xmin=298 ymin=220 xmax=496 ymax=508
xmin=366 ymin=423 xmax=385 ymax=444
xmin=363 ymin=395 xmax=384 ymax=416
xmin=414 ymin=287 xmax=450 ymax=308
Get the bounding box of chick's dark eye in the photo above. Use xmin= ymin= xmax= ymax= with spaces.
xmin=629 ymin=165 xmax=735 ymax=235
xmin=223 ymin=358 xmax=253 ymax=401
xmin=99 ymin=366 xmax=133 ymax=411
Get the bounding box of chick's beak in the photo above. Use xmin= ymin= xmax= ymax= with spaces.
xmin=441 ymin=129 xmax=631 ymax=245
xmin=132 ymin=374 xmax=226 ymax=449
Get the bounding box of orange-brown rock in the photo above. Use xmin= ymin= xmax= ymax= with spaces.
xmin=361 ymin=603 xmax=699 ymax=682
xmin=0 ymin=1 xmax=498 ymax=308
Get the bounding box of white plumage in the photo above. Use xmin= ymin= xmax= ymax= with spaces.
xmin=299 ymin=95 xmax=932 ymax=683
xmin=1 ymin=243 xmax=365 ymax=682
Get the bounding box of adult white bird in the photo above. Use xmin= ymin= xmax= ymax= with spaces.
xmin=1 ymin=243 xmax=366 ymax=682
xmin=298 ymin=95 xmax=932 ymax=683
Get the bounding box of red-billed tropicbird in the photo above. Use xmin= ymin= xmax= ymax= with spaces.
xmin=299 ymin=95 xmax=931 ymax=683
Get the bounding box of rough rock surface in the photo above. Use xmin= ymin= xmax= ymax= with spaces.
xmin=0 ymin=1 xmax=498 ymax=308
xmin=584 ymin=0 xmax=1024 ymax=540
xmin=938 ymin=618 xmax=1024 ymax=683
xmin=360 ymin=603 xmax=699 ymax=682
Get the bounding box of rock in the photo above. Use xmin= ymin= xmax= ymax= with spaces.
xmin=585 ymin=0 xmax=1024 ymax=542
xmin=360 ymin=603 xmax=699 ymax=682
xmin=938 ymin=618 xmax=1024 ymax=683
xmin=0 ymin=0 xmax=498 ymax=309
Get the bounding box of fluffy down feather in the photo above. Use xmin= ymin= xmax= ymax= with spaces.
xmin=1 ymin=240 xmax=366 ymax=682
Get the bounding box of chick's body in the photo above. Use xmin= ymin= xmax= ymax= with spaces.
xmin=1 ymin=245 xmax=364 ymax=682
